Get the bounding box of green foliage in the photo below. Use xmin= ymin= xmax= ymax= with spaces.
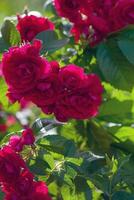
xmin=0 ymin=78 xmax=8 ymax=107
xmin=36 ymin=30 xmax=69 ymax=54
xmin=97 ymin=26 xmax=134 ymax=91
xmin=99 ymin=83 xmax=134 ymax=125
xmin=1 ymin=19 xmax=21 ymax=46
xmin=0 ymin=3 xmax=134 ymax=200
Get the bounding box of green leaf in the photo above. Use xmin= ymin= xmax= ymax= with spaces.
xmin=99 ymin=99 xmax=134 ymax=124
xmin=0 ymin=78 xmax=8 ymax=107
xmin=91 ymin=175 xmax=109 ymax=195
xmin=110 ymin=126 xmax=134 ymax=143
xmin=61 ymin=185 xmax=75 ymax=200
xmin=38 ymin=135 xmax=76 ymax=157
xmin=1 ymin=19 xmax=21 ymax=46
xmin=0 ymin=37 xmax=9 ymax=52
xmin=112 ymin=191 xmax=134 ymax=200
xmin=0 ymin=191 xmax=4 ymax=199
xmin=86 ymin=121 xmax=113 ymax=154
xmin=109 ymin=126 xmax=134 ymax=154
xmin=4 ymin=102 xmax=20 ymax=113
xmin=29 ymin=158 xmax=51 ymax=176
xmin=111 ymin=155 xmax=134 ymax=187
xmin=74 ymin=177 xmax=92 ymax=200
xmin=117 ymin=26 xmax=134 ymax=65
xmin=28 ymin=149 xmax=53 ymax=176
xmin=36 ymin=30 xmax=69 ymax=54
xmin=97 ymin=29 xmax=134 ymax=91
xmin=79 ymin=153 xmax=106 ymax=176
xmin=98 ymin=83 xmax=134 ymax=125
xmin=118 ymin=40 xmax=134 ymax=65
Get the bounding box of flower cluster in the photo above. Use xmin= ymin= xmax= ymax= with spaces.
xmin=0 ymin=129 xmax=51 ymax=200
xmin=54 ymin=0 xmax=134 ymax=45
xmin=9 ymin=128 xmax=35 ymax=152
xmin=17 ymin=14 xmax=55 ymax=42
xmin=2 ymin=40 xmax=103 ymax=122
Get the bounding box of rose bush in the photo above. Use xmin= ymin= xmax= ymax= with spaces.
xmin=0 ymin=1 xmax=134 ymax=199
xmin=54 ymin=0 xmax=134 ymax=45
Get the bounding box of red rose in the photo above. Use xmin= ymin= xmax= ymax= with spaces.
xmin=4 ymin=181 xmax=51 ymax=200
xmin=0 ymin=146 xmax=26 ymax=183
xmin=110 ymin=0 xmax=134 ymax=30
xmin=26 ymin=61 xmax=60 ymax=108
xmin=17 ymin=15 xmax=54 ymax=42
xmin=2 ymin=40 xmax=50 ymax=101
xmin=9 ymin=129 xmax=35 ymax=152
xmin=58 ymin=64 xmax=86 ymax=90
xmin=9 ymin=135 xmax=23 ymax=152
xmin=54 ymin=65 xmax=103 ymax=122
xmin=21 ymin=128 xmax=35 ymax=145
xmin=54 ymin=0 xmax=82 ymax=22
xmin=13 ymin=170 xmax=34 ymax=195
xmin=31 ymin=181 xmax=51 ymax=200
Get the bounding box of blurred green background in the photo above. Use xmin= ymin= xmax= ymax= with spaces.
xmin=0 ymin=0 xmax=46 ymax=23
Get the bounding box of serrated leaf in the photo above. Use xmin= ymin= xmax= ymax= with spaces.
xmin=36 ymin=30 xmax=69 ymax=54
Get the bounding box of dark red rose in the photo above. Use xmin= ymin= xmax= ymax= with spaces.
xmin=58 ymin=64 xmax=86 ymax=90
xmin=2 ymin=40 xmax=50 ymax=101
xmin=17 ymin=15 xmax=54 ymax=42
xmin=54 ymin=0 xmax=82 ymax=22
xmin=0 ymin=146 xmax=26 ymax=183
xmin=4 ymin=181 xmax=51 ymax=200
xmin=33 ymin=181 xmax=51 ymax=200
xmin=9 ymin=129 xmax=35 ymax=152
xmin=55 ymin=0 xmax=134 ymax=46
xmin=21 ymin=128 xmax=35 ymax=145
xmin=110 ymin=0 xmax=134 ymax=30
xmin=14 ymin=170 xmax=34 ymax=195
xmin=54 ymin=65 xmax=103 ymax=122
xmin=26 ymin=61 xmax=60 ymax=108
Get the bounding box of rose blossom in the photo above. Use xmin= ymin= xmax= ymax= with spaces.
xmin=0 ymin=146 xmax=26 ymax=183
xmin=54 ymin=0 xmax=134 ymax=46
xmin=9 ymin=128 xmax=35 ymax=152
xmin=2 ymin=40 xmax=50 ymax=102
xmin=21 ymin=128 xmax=35 ymax=145
xmin=25 ymin=61 xmax=60 ymax=110
xmin=4 ymin=176 xmax=51 ymax=200
xmin=54 ymin=0 xmax=82 ymax=22
xmin=58 ymin=64 xmax=86 ymax=90
xmin=17 ymin=14 xmax=54 ymax=42
xmin=54 ymin=65 xmax=103 ymax=122
xmin=110 ymin=0 xmax=134 ymax=30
